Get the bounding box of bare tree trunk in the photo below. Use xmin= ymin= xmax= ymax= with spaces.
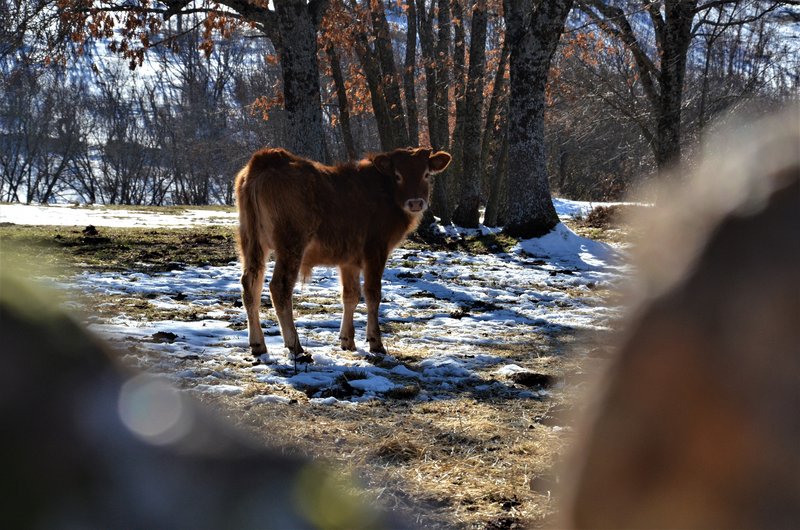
xmin=452 ymin=0 xmax=488 ymax=228
xmin=484 ymin=112 xmax=508 ymax=227
xmin=480 ymin=37 xmax=509 ymax=194
xmin=502 ymin=0 xmax=572 ymax=238
xmin=369 ymin=0 xmax=410 ymax=147
xmin=275 ymin=0 xmax=328 ymax=162
xmin=429 ymin=0 xmax=453 ymax=223
xmin=448 ymin=0 xmax=468 ymax=205
xmin=654 ymin=1 xmax=695 ymax=172
xmin=417 ymin=0 xmax=438 ymax=145
xmin=326 ymin=44 xmax=357 ymax=160
xmin=433 ymin=0 xmax=452 ymax=151
xmin=404 ymin=0 xmax=420 ymax=146
xmin=581 ymin=0 xmax=709 ymax=175
xmin=350 ymin=23 xmax=395 ymax=150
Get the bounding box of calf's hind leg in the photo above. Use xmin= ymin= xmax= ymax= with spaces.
xmin=240 ymin=237 xmax=268 ymax=355
xmin=270 ymin=247 xmax=304 ymax=356
xmin=363 ymin=256 xmax=387 ymax=354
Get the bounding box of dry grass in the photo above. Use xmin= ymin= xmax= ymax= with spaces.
xmin=193 ymin=333 xmax=609 ymax=529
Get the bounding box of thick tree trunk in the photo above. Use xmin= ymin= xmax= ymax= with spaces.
xmin=502 ymin=0 xmax=572 ymax=238
xmin=452 ymin=0 xmax=488 ymax=228
xmin=325 ymin=44 xmax=357 ymax=160
xmin=404 ymin=0 xmax=420 ymax=146
xmin=274 ymin=0 xmax=327 ymax=162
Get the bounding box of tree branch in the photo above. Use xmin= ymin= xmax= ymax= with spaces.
xmin=578 ymin=1 xmax=660 ymax=108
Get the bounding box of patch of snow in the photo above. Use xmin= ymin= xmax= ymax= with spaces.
xmin=310 ymin=396 xmax=357 ymax=407
xmin=390 ymin=365 xmax=420 ymax=378
xmin=251 ymin=395 xmax=293 ymax=405
xmin=514 ymin=223 xmax=618 ymax=271
xmin=0 ymin=203 xmax=239 ymax=228
xmin=192 ymin=384 xmax=244 ymax=396
xmin=348 ymin=375 xmax=397 ymax=393
xmin=495 ymin=364 xmax=527 ymax=376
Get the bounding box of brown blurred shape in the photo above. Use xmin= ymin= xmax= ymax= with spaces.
xmin=562 ymin=107 xmax=800 ymax=529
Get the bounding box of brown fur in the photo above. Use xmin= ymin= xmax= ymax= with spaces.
xmin=235 ymin=147 xmax=451 ymax=356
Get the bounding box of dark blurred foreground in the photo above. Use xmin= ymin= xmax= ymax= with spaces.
xmin=0 ymin=273 xmax=401 ymax=529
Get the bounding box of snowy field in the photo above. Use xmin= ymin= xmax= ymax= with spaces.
xmin=0 ymin=203 xmax=239 ymax=228
xmin=5 ymin=201 xmax=629 ymax=405
xmin=0 ymin=197 xmax=622 ymax=227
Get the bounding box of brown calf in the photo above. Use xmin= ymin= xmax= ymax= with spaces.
xmin=235 ymin=147 xmax=451 ymax=357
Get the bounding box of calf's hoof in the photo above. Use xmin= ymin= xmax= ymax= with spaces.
xmin=340 ymin=337 xmax=357 ymax=351
xmin=368 ymin=338 xmax=387 ymax=355
xmin=250 ymin=343 xmax=268 ymax=355
xmin=286 ymin=342 xmax=304 ymax=355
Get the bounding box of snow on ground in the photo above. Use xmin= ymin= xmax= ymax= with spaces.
xmin=0 ymin=203 xmax=239 ymax=228
xmin=0 ymin=198 xmax=635 ymax=228
xmin=6 ymin=201 xmax=628 ymax=403
xmin=73 ymin=244 xmax=625 ymax=403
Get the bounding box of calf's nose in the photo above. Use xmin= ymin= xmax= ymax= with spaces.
xmin=405 ymin=199 xmax=427 ymax=213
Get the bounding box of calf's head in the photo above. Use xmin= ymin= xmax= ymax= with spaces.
xmin=373 ymin=148 xmax=452 ymax=215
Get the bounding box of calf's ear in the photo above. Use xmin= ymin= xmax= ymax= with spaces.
xmin=373 ymin=154 xmax=394 ymax=176
xmin=428 ymin=151 xmax=452 ymax=173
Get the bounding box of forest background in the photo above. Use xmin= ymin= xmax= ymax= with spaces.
xmin=2 ymin=0 xmax=798 ymax=236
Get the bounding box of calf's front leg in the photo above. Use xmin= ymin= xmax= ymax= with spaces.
xmin=363 ymin=258 xmax=387 ymax=354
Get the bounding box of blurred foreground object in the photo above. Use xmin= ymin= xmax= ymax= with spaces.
xmin=0 ymin=272 xmax=398 ymax=529
xmin=563 ymin=107 xmax=800 ymax=528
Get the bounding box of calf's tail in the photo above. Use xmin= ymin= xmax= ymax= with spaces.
xmin=235 ymin=164 xmax=266 ymax=271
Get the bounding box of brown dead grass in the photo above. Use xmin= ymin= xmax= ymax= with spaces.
xmin=194 ymin=338 xmax=607 ymax=529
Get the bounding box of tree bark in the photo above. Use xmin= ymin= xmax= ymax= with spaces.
xmin=448 ymin=0 xmax=468 ymax=204
xmin=502 ymin=0 xmax=573 ymax=238
xmin=430 ymin=0 xmax=453 ymax=222
xmin=349 ymin=12 xmax=395 ymax=151
xmin=483 ymin=111 xmax=508 ymax=227
xmin=480 ymin=37 xmax=509 ymax=195
xmin=325 ymin=44 xmax=357 ymax=160
xmin=369 ymin=0 xmax=410 ymax=147
xmin=274 ymin=0 xmax=328 ymax=162
xmin=654 ymin=1 xmax=695 ymax=171
xmin=452 ymin=0 xmax=488 ymax=228
xmin=404 ymin=0 xmax=420 ymax=145
xmin=416 ymin=0 xmax=438 ymax=146
xmin=433 ymin=0 xmax=452 ymax=151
